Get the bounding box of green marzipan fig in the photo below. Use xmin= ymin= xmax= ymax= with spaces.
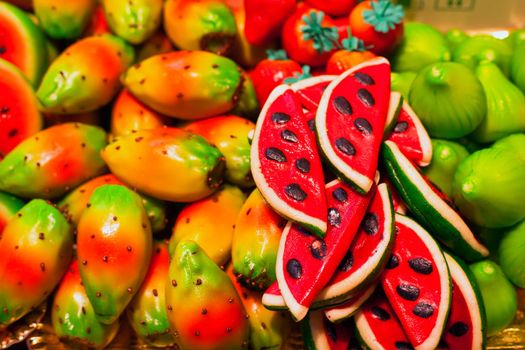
xmin=390 ymin=71 xmax=416 ymax=101
xmin=499 ymin=219 xmax=525 ymax=288
xmin=511 ymin=42 xmax=525 ymax=94
xmin=453 ymin=34 xmax=512 ymax=76
xmin=445 ymin=28 xmax=469 ymax=52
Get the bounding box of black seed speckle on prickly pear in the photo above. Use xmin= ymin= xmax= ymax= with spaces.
xmin=354 ymin=72 xmax=375 ymax=86
xmin=295 ymin=158 xmax=310 ymax=173
xmin=386 ymin=254 xmax=399 ymax=269
xmin=396 ymin=284 xmax=420 ymax=301
xmin=333 ymin=96 xmax=353 ymax=116
xmin=286 ymin=259 xmax=302 ymax=279
xmin=363 ymin=213 xmax=379 ymax=235
xmin=394 ymin=121 xmax=409 ymax=133
xmin=395 ymin=341 xmax=414 ymax=350
xmin=332 ymin=188 xmax=348 ymax=202
xmin=354 ymin=118 xmax=373 ymax=135
xmin=284 ymin=183 xmax=307 ymax=202
xmin=265 ymin=147 xmax=287 ymax=163
xmin=271 ymin=112 xmax=291 ymax=124
xmin=281 ymin=130 xmax=298 ymax=143
xmin=338 ymin=251 xmax=353 ymax=272
xmin=310 ymin=239 xmax=327 ymax=260
xmin=408 ymin=258 xmax=433 ymax=275
xmin=335 ymin=138 xmax=356 ymax=156
xmin=448 ymin=321 xmax=469 ymax=337
xmin=371 ymin=306 xmax=390 ymax=321
xmin=357 ymin=88 xmax=375 ymax=107
xmin=413 ymin=302 xmax=434 ymax=318
xmin=327 ymin=208 xmax=341 ymax=227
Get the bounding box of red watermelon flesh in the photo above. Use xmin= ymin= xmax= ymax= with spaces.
xmin=324 ymin=283 xmax=377 ymax=323
xmin=0 ymin=59 xmax=42 ymax=159
xmin=315 ymin=183 xmax=394 ymax=307
xmin=276 ymin=179 xmax=373 ymax=321
xmin=355 ymin=290 xmax=413 ymax=350
xmin=291 ymin=75 xmax=336 ymax=111
xmin=387 ymin=101 xmax=432 ymax=167
xmin=302 ymin=311 xmax=353 ymax=350
xmin=381 ymin=214 xmax=451 ymax=350
xmin=316 ymin=57 xmax=391 ymax=193
xmin=251 ymin=85 xmax=327 ymax=236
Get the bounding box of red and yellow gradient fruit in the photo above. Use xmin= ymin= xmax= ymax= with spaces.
xmin=0 ymin=192 xmax=24 ymax=233
xmin=169 ymin=185 xmax=246 ymax=266
xmin=0 ymin=123 xmax=107 ymax=199
xmin=102 ymin=128 xmax=226 ymax=202
xmin=0 ymin=199 xmax=73 ymax=328
xmin=52 ymin=260 xmax=120 ymax=348
xmin=37 ymin=34 xmax=134 ymax=114
xmin=33 ymin=0 xmax=96 ymax=39
xmin=77 ymin=185 xmax=152 ymax=325
xmin=83 ymin=4 xmax=111 ymax=37
xmin=123 ymin=51 xmax=243 ymax=120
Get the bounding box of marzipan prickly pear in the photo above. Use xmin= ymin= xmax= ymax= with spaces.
xmin=0 ymin=192 xmax=24 ymax=232
xmin=136 ymin=31 xmax=175 ymax=62
xmin=33 ymin=0 xmax=96 ymax=39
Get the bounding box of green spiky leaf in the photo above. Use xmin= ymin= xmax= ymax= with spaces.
xmin=266 ymin=49 xmax=288 ymax=60
xmin=300 ymin=11 xmax=339 ymax=53
xmin=363 ymin=0 xmax=404 ymax=34
xmin=283 ymin=65 xmax=312 ymax=84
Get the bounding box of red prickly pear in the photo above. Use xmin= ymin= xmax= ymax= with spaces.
xmin=52 ymin=259 xmax=120 ymax=349
xmin=33 ymin=0 xmax=97 ymax=39
xmin=83 ymin=4 xmax=111 ymax=37
xmin=0 ymin=192 xmax=24 ymax=233
xmin=127 ymin=242 xmax=178 ymax=347
xmin=166 ymin=240 xmax=250 ymax=350
xmin=0 ymin=123 xmax=107 ymax=199
xmin=0 ymin=199 xmax=73 ymax=328
xmin=36 ymin=34 xmax=134 ymax=114
xmin=77 ymin=184 xmax=152 ymax=325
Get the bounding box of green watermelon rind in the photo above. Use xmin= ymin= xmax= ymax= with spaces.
xmin=0 ymin=2 xmax=49 ymax=86
xmin=250 ymin=84 xmax=327 ymax=237
xmin=315 ymin=57 xmax=391 ymax=194
xmin=382 ymin=140 xmax=489 ymax=262
xmin=312 ymin=183 xmax=395 ymax=308
xmin=354 ymin=309 xmax=383 ymax=350
xmin=300 ymin=311 xmax=331 ymax=350
xmin=444 ymin=252 xmax=487 ymax=350
xmin=324 ymin=283 xmax=377 ymax=324
xmin=383 ymin=92 xmax=404 ymax=137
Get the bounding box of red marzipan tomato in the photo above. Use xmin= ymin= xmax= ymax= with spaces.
xmin=304 ymin=0 xmax=358 ymax=17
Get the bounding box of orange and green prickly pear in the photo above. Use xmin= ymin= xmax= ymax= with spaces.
xmin=231 ymin=189 xmax=284 ymax=290
xmin=111 ymin=89 xmax=166 ymax=137
xmin=34 ymin=0 xmax=97 ymax=39
xmin=102 ymin=0 xmax=163 ymax=44
xmin=52 ymin=259 xmax=120 ymax=349
xmin=183 ymin=115 xmax=255 ymax=188
xmin=231 ymin=72 xmax=260 ymax=119
xmin=0 ymin=123 xmax=107 ymax=199
xmin=101 ymin=127 xmax=226 ymax=202
xmin=169 ymin=185 xmax=246 ymax=266
xmin=164 ymin=0 xmax=237 ymax=55
xmin=83 ymin=4 xmax=111 ymax=37
xmin=0 ymin=192 xmax=24 ymax=233
xmin=77 ymin=185 xmax=152 ymax=325
xmin=127 ymin=241 xmax=178 ymax=347
xmin=166 ymin=240 xmax=250 ymax=350
xmin=137 ymin=31 xmax=175 ymax=62
xmin=37 ymin=34 xmax=134 ymax=114
xmin=123 ymin=51 xmax=243 ymax=120
xmin=0 ymin=199 xmax=73 ymax=328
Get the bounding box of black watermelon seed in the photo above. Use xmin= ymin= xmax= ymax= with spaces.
xmin=396 ymin=284 xmax=420 ymax=301
xmin=408 ymin=258 xmax=433 ymax=275
xmin=386 ymin=254 xmax=399 ymax=269
xmin=354 ymin=72 xmax=375 ymax=86
xmin=394 ymin=121 xmax=409 ymax=133
xmin=281 ymin=129 xmax=298 ymax=143
xmin=354 ymin=118 xmax=373 ymax=135
xmin=333 ymin=96 xmax=353 ymax=115
xmin=285 ymin=183 xmax=307 ymax=202
xmin=295 ymin=158 xmax=310 ymax=173
xmin=327 ymin=208 xmax=341 ymax=227
xmin=363 ymin=213 xmax=379 ymax=235
xmin=307 ymin=119 xmax=315 ymax=131
xmin=335 ymin=138 xmax=356 ymax=156
xmin=395 ymin=341 xmax=414 ymax=350
xmin=449 ymin=321 xmax=469 ymax=337
xmin=338 ymin=251 xmax=353 ymax=272
xmin=332 ymin=188 xmax=348 ymax=202
xmin=413 ymin=302 xmax=434 ymax=318
xmin=310 ymin=239 xmax=327 ymax=260
xmin=357 ymin=88 xmax=375 ymax=107
xmin=326 ymin=322 xmax=337 ymax=342
xmin=371 ymin=306 xmax=390 ymax=321
xmin=286 ymin=259 xmax=302 ymax=279
xmin=265 ymin=147 xmax=287 ymax=163
xmin=296 ymin=225 xmax=314 ymax=237
xmin=0 ymin=46 xmax=6 ymax=55
xmin=271 ymin=112 xmax=290 ymax=124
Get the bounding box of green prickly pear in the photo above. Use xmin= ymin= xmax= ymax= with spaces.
xmin=0 ymin=123 xmax=107 ymax=199
xmin=102 ymin=0 xmax=163 ymax=44
xmin=166 ymin=240 xmax=250 ymax=350
xmin=34 ymin=0 xmax=97 ymax=39
xmin=37 ymin=34 xmax=134 ymax=114
xmin=77 ymin=185 xmax=152 ymax=325
xmin=127 ymin=241 xmax=178 ymax=347
xmin=0 ymin=199 xmax=73 ymax=328
xmin=52 ymin=259 xmax=120 ymax=349
xmin=0 ymin=192 xmax=24 ymax=233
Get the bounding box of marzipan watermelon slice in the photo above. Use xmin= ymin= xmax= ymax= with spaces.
xmin=381 ymin=177 xmax=407 ymax=215
xmin=441 ymin=253 xmax=486 ymax=350
xmin=386 ymin=101 xmax=432 ymax=167
xmin=276 ymin=180 xmax=373 ymax=321
xmin=301 ymin=311 xmax=353 ymax=350
xmin=381 ymin=214 xmax=451 ymax=350
xmin=382 ymin=140 xmax=489 ymax=262
xmin=314 ymin=183 xmax=394 ymax=307
xmin=262 ymin=281 xmax=286 ymax=311
xmin=355 ymin=290 xmax=412 ymax=350
xmin=291 ymin=75 xmax=337 ymax=111
xmin=384 ymin=92 xmax=404 ymax=135
xmin=316 ymin=57 xmax=392 ymax=193
xmin=324 ymin=283 xmax=377 ymax=323
xmin=251 ymin=85 xmax=328 ymax=237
